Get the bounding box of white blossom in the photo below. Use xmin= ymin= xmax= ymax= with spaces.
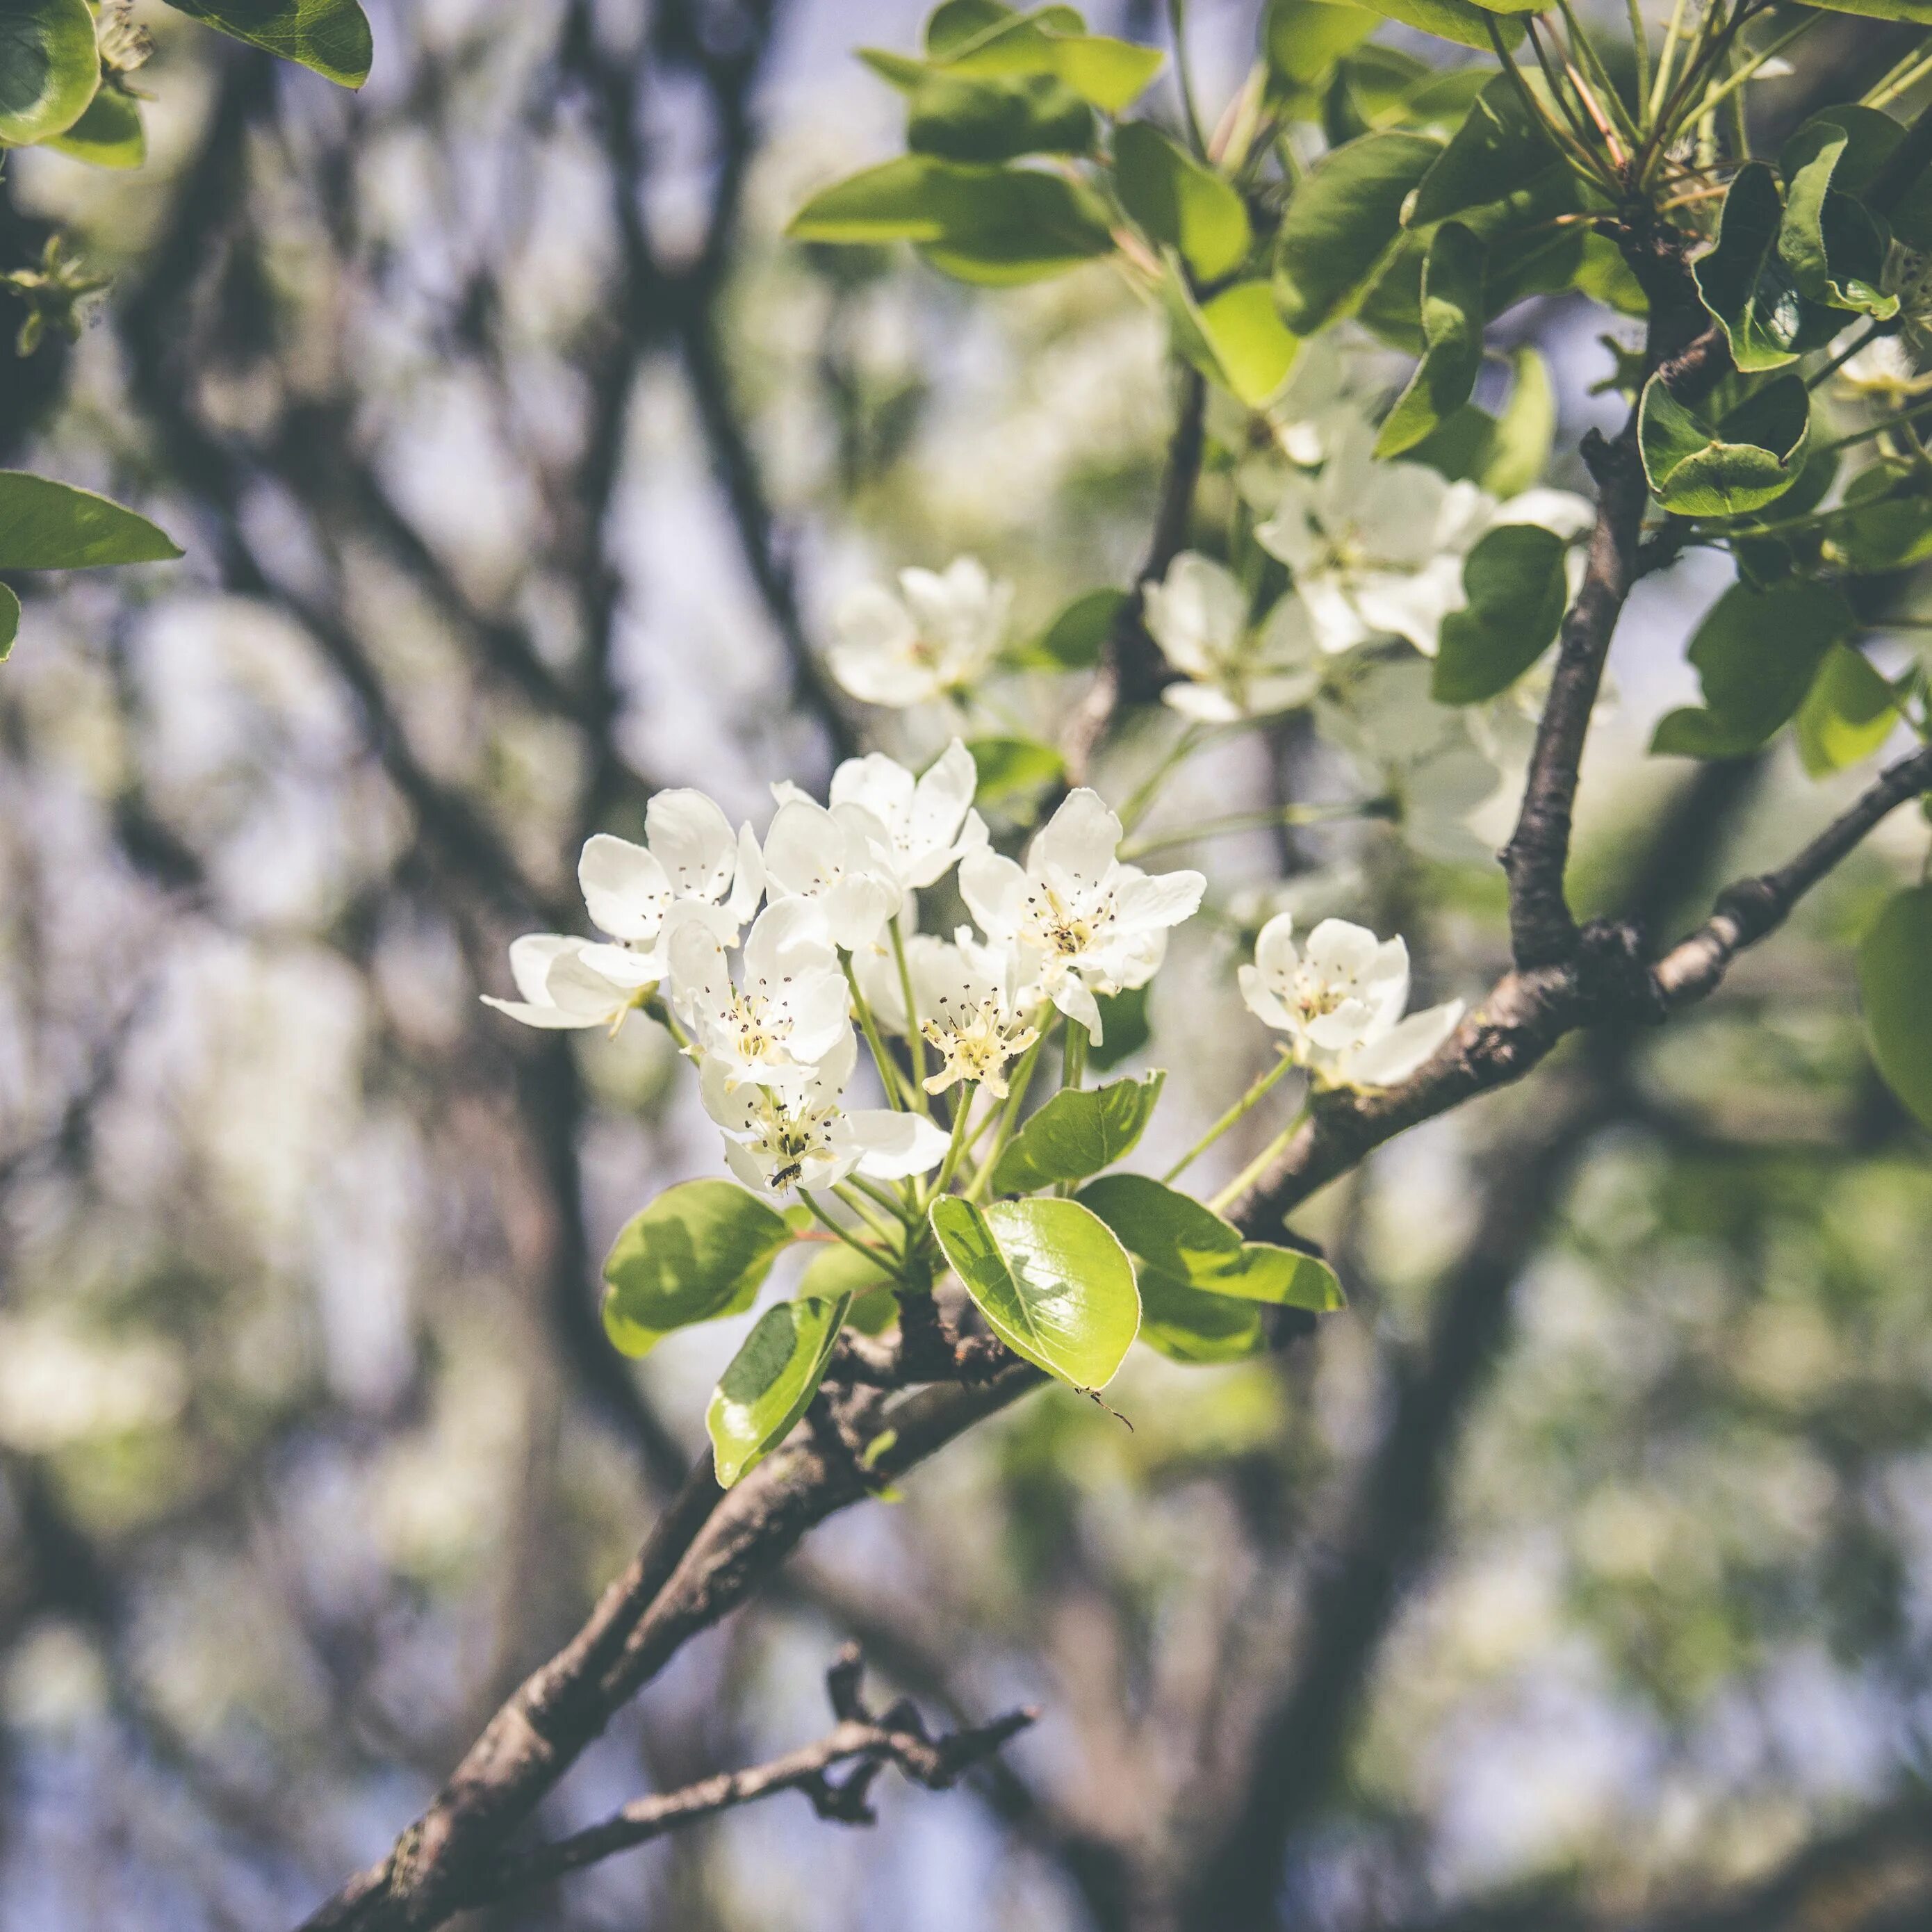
xmin=1835 ymin=334 xmax=1932 ymax=404
xmin=854 ymin=933 xmax=1039 ymax=1098
xmin=700 ymin=1029 xmax=949 ymax=1196
xmin=1142 ymin=552 xmax=1322 ymax=723
xmin=667 ymin=898 xmax=851 ymax=1092
xmin=828 ymin=557 xmax=1012 ymax=707
xmin=761 ymin=797 xmax=900 ymax=951
xmin=1239 ymin=914 xmax=1463 ymax=1089
xmin=577 ymin=789 xmax=763 ymax=976
xmin=1257 ymin=420 xmax=1591 ymax=658
xmin=482 ymin=933 xmax=662 ymax=1032
xmin=959 ymin=788 xmax=1204 ymax=1041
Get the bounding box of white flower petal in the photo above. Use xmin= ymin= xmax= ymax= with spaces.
xmin=646 ymin=789 xmax=737 ymax=901
xmin=837 ymin=1108 xmax=951 ymax=1180
xmin=578 ymin=835 xmax=671 ymax=942
xmin=1344 ymin=999 xmax=1464 ymax=1087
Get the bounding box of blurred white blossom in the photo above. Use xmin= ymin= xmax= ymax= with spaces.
xmin=1143 ymin=551 xmax=1322 ymax=723
xmin=481 ymin=932 xmax=662 ymax=1032
xmin=828 ymin=557 xmax=1011 ymax=706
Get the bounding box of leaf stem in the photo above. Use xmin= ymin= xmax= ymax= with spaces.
xmin=843 ymin=954 xmax=908 ymax=1110
xmin=802 ymin=1190 xmax=894 ymax=1267
xmin=830 ymin=1182 xmax=903 ymax=1249
xmin=1207 ymin=1101 xmax=1312 ymax=1215
xmin=889 ymin=917 xmax=929 ymax=1105
xmin=1121 ymin=798 xmax=1382 ymax=860
xmin=1163 ymin=1047 xmax=1297 ymax=1184
xmin=1165 ymin=0 xmax=1210 ymax=160
xmin=1625 ymin=0 xmax=1651 ymax=128
xmin=1815 ymin=393 xmax=1932 ymax=460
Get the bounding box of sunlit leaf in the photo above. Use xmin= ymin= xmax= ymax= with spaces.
xmin=1858 ymin=886 xmax=1932 ymax=1131
xmin=990 ymin=1071 xmax=1165 ymax=1195
xmin=1777 ymin=119 xmax=1899 ymax=320
xmin=707 ymin=1294 xmax=851 ymax=1486
xmin=1432 ymin=523 xmax=1568 ymax=703
xmin=929 ymin=1195 xmax=1140 ymax=1388
xmin=905 ymin=67 xmax=1095 ymax=161
xmin=966 ymin=734 xmax=1066 ymax=804
xmin=1794 ymin=645 xmax=1899 ymax=776
xmin=1348 ymin=0 xmax=1526 ymax=51
xmin=1375 ymin=220 xmax=1484 ymax=457
xmin=0 ymin=0 xmax=97 ymax=147
xmin=602 ymin=1180 xmax=796 ymax=1357
xmin=0 ymin=472 xmax=181 ymax=569
xmin=1113 ymin=122 xmax=1252 ymax=281
xmin=163 ymin=0 xmax=373 ymax=89
xmin=1637 ymin=373 xmax=1811 ymax=518
xmin=44 ymin=81 xmax=145 ymax=167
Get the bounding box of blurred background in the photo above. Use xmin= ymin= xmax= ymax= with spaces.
xmin=3 ymin=1 xmax=1932 ymax=1927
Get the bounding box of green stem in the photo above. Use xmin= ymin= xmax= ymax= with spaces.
xmin=1121 ymin=798 xmax=1384 ymax=861
xmin=1807 ymin=321 xmax=1891 ymax=393
xmin=1061 ymin=1021 xmax=1088 ymax=1092
xmin=1648 ymin=0 xmax=1692 ymax=124
xmin=887 ymin=917 xmax=930 ymax=1108
xmin=1815 ymin=393 xmax=1932 ymax=460
xmin=1626 ymin=0 xmax=1652 ymax=130
xmin=830 ymin=1182 xmax=903 ymax=1249
xmin=1692 ymin=10 xmax=1820 ymax=127
xmin=848 ymin=1173 xmax=915 ymax=1224
xmin=1116 ymin=723 xmax=1208 ymax=834
xmin=1557 ymin=0 xmax=1641 ymax=151
xmin=843 ymin=954 xmax=908 ymax=1110
xmin=1488 ymin=17 xmax=1606 ymax=188
xmin=1163 ymin=1048 xmax=1296 ymax=1184
xmin=801 ymin=1190 xmax=894 ymax=1268
xmin=1868 ymin=44 xmax=1932 ymax=111
xmin=1207 ymin=1101 xmax=1312 ymax=1215
xmin=926 ymin=1093 xmax=975 ymax=1206
xmin=640 ymin=990 xmax=691 ymax=1053
xmin=1165 ymin=0 xmax=1209 ymax=159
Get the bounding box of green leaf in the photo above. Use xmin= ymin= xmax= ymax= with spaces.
xmin=1857 ymin=885 xmax=1932 ymax=1131
xmin=601 ymin=1179 xmax=795 ymax=1357
xmin=1649 ymin=577 xmax=1853 ymax=758
xmin=1432 ymin=523 xmax=1569 ymax=703
xmin=799 ymin=1243 xmax=902 ymax=1334
xmin=0 ymin=0 xmax=97 ymax=147
xmin=1161 ymin=262 xmax=1300 ymax=405
xmin=906 ymin=68 xmax=1095 ymax=161
xmin=1263 ymin=0 xmax=1375 ymax=94
xmin=1794 ymin=0 xmax=1932 ymax=17
xmin=162 ymin=0 xmax=373 ymax=88
xmin=1479 ymin=345 xmax=1555 ymax=497
xmin=938 ymin=8 xmax=1164 ymax=113
xmin=1113 ymin=122 xmax=1252 ymax=281
xmin=966 ymin=734 xmax=1065 ymax=804
xmin=990 ymin=1070 xmax=1165 ymax=1195
xmin=1272 ymin=129 xmax=1442 ymax=332
xmin=789 ymin=155 xmax=1115 ymax=284
xmin=43 ymin=81 xmax=145 ymax=167
xmin=1325 ymin=44 xmax=1430 ymax=140
xmin=1078 ymin=1172 xmax=1341 ymax=1364
xmin=1573 ymin=231 xmax=1648 ymax=315
xmin=926 ymin=0 xmax=1020 ymax=58
xmin=1777 ymin=120 xmax=1898 ymax=321
xmin=0 ymin=472 xmax=181 ymax=570
xmin=928 ymin=1195 xmax=1140 ymax=1388
xmin=706 ymin=1294 xmax=851 ymax=1487
xmin=1010 ymin=587 xmax=1124 ymax=669
xmin=1822 ymin=484 xmax=1932 ymax=575
xmin=1086 ymin=986 xmax=1150 ymax=1072
xmin=1375 ymin=220 xmax=1484 ymax=457
xmin=1407 ymin=75 xmax=1562 ymax=230
xmin=1795 ymin=645 xmax=1899 ymax=776
xmin=0 ymin=583 xmax=18 ymax=662
xmin=1637 ymin=373 xmax=1811 ymax=519
xmin=1693 ymin=163 xmax=1808 ymax=372
xmin=1349 ymin=0 xmax=1526 ymax=51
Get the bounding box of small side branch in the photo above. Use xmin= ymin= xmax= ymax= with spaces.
xmin=465 ymin=1647 xmax=1033 ymax=1904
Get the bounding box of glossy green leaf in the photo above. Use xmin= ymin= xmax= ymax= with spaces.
xmin=1778 ymin=122 xmax=1897 ymax=321
xmin=906 ymin=68 xmax=1095 ymax=161
xmin=0 ymin=473 xmax=181 ymax=570
xmin=1649 ymin=578 xmax=1853 ymax=759
xmin=1263 ymin=0 xmax=1375 ymax=93
xmin=1325 ymin=44 xmax=1430 ymax=140
xmin=706 ymin=1294 xmax=851 ymax=1487
xmin=1272 ymin=129 xmax=1441 ymax=332
xmin=1011 ymin=587 xmax=1124 ymax=669
xmin=928 ymin=1195 xmax=1139 ymax=1389
xmin=601 ymin=1179 xmax=795 ymax=1357
xmin=1480 ymin=346 xmax=1555 ymax=497
xmin=1795 ymin=646 xmax=1899 ymax=776
xmin=799 ymin=1241 xmax=901 ymax=1334
xmin=1078 ymin=1173 xmax=1341 ymax=1364
xmin=1822 ymin=485 xmax=1932 ymax=575
xmin=1573 ymin=231 xmax=1648 ymax=315
xmin=789 ymin=155 xmax=1115 ymax=284
xmin=1086 ymin=986 xmax=1150 ymax=1072
xmin=1637 ymin=373 xmax=1811 ymax=519
xmin=44 ymin=80 xmax=145 ymax=166
xmin=0 ymin=0 xmax=97 ymax=147
xmin=0 ymin=583 xmax=18 ymax=662
xmin=1163 ymin=264 xmax=1300 ymax=405
xmin=1694 ymin=163 xmax=1808 ymax=372
xmin=966 ymin=734 xmax=1065 ymax=804
xmin=1113 ymin=122 xmax=1252 ymax=281
xmin=1432 ymin=523 xmax=1568 ymax=704
xmin=1407 ymin=76 xmax=1561 ymax=230
xmin=1857 ymin=886 xmax=1932 ymax=1131
xmin=1375 ymin=221 xmax=1484 ymax=457
xmin=926 ymin=0 xmax=1020 ymax=58
xmin=1350 ymin=0 xmax=1525 ymax=51
xmin=990 ymin=1070 xmax=1165 ymax=1195
xmin=163 ymin=0 xmax=373 ymax=88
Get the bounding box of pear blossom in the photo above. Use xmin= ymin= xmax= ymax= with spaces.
xmin=482 ymin=934 xmax=662 ymax=1032
xmin=828 ymin=557 xmax=1012 ymax=707
xmin=1240 ymin=914 xmax=1463 ymax=1090
xmin=1318 ymin=656 xmax=1500 ymax=865
xmin=761 ymin=797 xmax=899 ymax=951
xmin=1835 ymin=334 xmax=1932 ymax=405
xmin=958 ymin=788 xmax=1204 ymax=1041
xmin=1142 ymin=552 xmax=1323 ymax=723
xmin=577 ymin=789 xmax=763 ymax=976
xmin=666 ymin=898 xmax=851 ymax=1092
xmin=854 ymin=933 xmax=1040 ymax=1098
xmin=774 ymin=739 xmax=988 ymax=901
xmin=701 ymin=1029 xmax=949 ymax=1197
xmin=1256 ymin=420 xmax=1591 ymax=658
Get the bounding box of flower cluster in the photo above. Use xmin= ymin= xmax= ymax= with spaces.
xmin=1240 ymin=913 xmax=1464 ymax=1090
xmin=486 ymin=744 xmax=1204 ymax=1195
